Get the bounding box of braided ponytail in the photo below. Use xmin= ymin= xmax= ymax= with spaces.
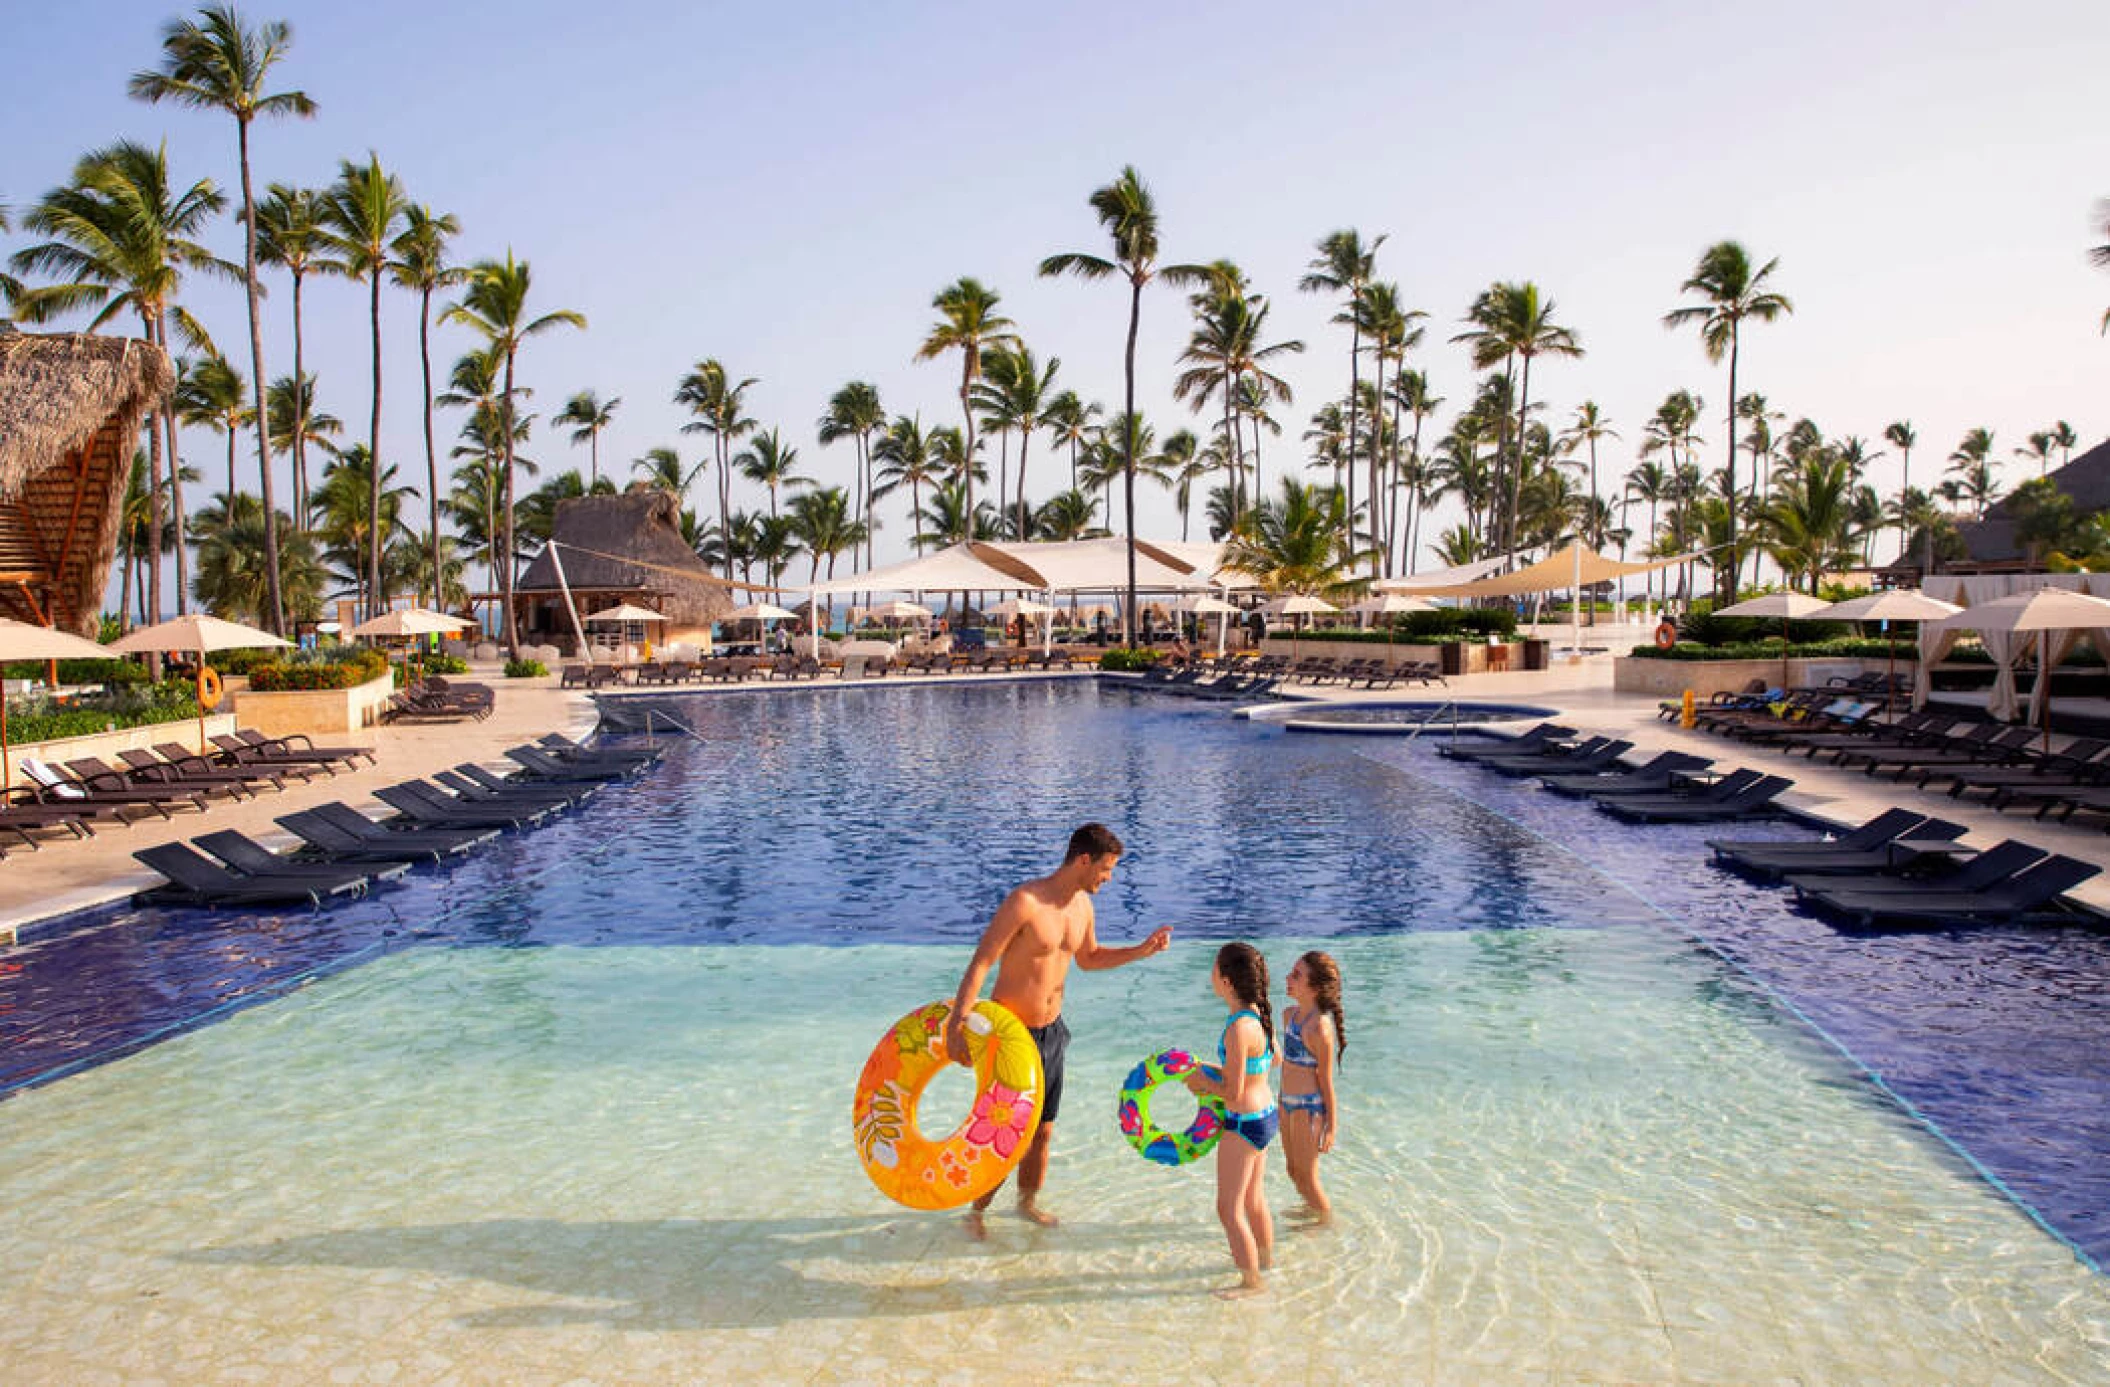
xmin=1299 ymin=950 xmax=1346 ymax=1065
xmin=1216 ymin=942 xmax=1274 ymax=1054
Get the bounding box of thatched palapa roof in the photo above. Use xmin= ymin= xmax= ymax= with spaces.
xmin=513 ymin=487 xmax=737 ymax=627
xmin=0 ymin=330 xmax=174 ymax=635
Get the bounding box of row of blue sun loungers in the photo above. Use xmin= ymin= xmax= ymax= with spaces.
xmin=1448 ymin=721 xmax=2101 ymax=927
xmin=127 ymin=734 xmax=662 ymax=908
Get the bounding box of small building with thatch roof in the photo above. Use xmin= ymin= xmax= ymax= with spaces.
xmin=512 ymin=487 xmax=737 ymax=653
xmin=1952 ymin=435 xmax=2110 ymax=568
xmin=0 ymin=329 xmax=174 ymax=635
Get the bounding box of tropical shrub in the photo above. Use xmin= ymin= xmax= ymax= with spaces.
xmin=422 ymin=653 xmax=471 ymax=674
xmin=0 ymin=657 xmax=145 ymax=686
xmin=3 ymin=678 xmax=200 ymax=743
xmin=1098 ymin=648 xmax=1161 ymax=672
xmin=247 ymin=648 xmax=390 ymax=691
xmin=503 ymin=658 xmax=549 ymax=678
xmin=1629 ymin=637 xmax=1896 ymax=661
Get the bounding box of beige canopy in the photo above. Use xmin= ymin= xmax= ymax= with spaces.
xmin=1381 ymin=541 xmax=1693 ymax=598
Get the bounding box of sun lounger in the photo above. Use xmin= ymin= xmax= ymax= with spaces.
xmin=194 ymin=829 xmax=413 ymax=885
xmin=374 ymin=780 xmax=556 ymax=830
xmin=147 ymin=743 xmax=291 ymax=796
xmin=1538 ymin=750 xmax=1714 ymax=798
xmin=454 ymin=761 xmax=599 ymax=804
xmin=27 ymin=758 xmax=203 ymax=817
xmin=1439 ymin=723 xmax=1576 ymax=762
xmin=279 ymin=803 xmax=498 ymax=861
xmin=0 ymin=797 xmax=102 ymax=852
xmin=1480 ymin=736 xmax=1632 ymax=777
xmin=1784 ymin=838 xmax=2047 ymax=900
xmin=216 ymin=728 xmax=374 ymax=772
xmin=132 ymin=841 xmax=360 ymax=907
xmin=1708 ymin=809 xmax=1965 ymax=880
xmin=1921 ymin=738 xmax=2110 ymax=801
xmin=1793 ymin=855 xmax=2102 ymax=927
xmin=536 ymin=732 xmax=663 ymax=769
xmin=433 ymin=767 xmax=586 ymax=813
xmin=504 ymin=745 xmax=639 ymax=782
xmin=1594 ymin=772 xmax=1793 ymax=823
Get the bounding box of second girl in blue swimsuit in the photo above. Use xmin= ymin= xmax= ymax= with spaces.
xmin=1182 ymin=941 xmax=1276 ymax=1298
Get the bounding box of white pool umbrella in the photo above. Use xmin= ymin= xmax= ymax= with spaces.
xmin=1714 ymin=592 xmax=1834 ymax=687
xmin=1261 ymin=593 xmax=1338 ymax=660
xmin=728 ymin=601 xmax=798 ymax=623
xmin=1822 ymin=591 xmax=1962 ymax=700
xmin=109 ymin=614 xmax=293 ymax=754
xmin=867 ymin=599 xmax=934 ymax=621
xmin=1349 ymin=592 xmax=1436 ymax=661
xmin=0 ymin=619 xmax=114 ymax=792
xmin=349 ymin=607 xmax=472 ymax=638
xmin=1175 ymin=593 xmax=1241 ymax=656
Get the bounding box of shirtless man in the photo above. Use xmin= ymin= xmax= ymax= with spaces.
xmin=946 ymin=823 xmax=1172 ymax=1230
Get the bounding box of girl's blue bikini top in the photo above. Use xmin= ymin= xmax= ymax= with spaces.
xmin=1218 ymin=1009 xmax=1273 ymax=1074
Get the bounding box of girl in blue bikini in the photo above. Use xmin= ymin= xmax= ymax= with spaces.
xmin=1281 ymin=950 xmax=1345 ymax=1224
xmin=1182 ymin=942 xmax=1276 ymax=1298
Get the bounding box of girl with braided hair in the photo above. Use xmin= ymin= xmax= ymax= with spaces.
xmin=1182 ymin=941 xmax=1276 ymax=1297
xmin=1281 ymin=950 xmax=1346 ymax=1224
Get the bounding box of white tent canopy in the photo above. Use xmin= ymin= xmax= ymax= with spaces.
xmin=1380 ymin=542 xmax=1694 ymax=598
xmin=804 ymin=543 xmax=1043 ymax=597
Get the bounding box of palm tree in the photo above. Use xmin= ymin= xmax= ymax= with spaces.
xmin=311 ymin=444 xmax=414 ymax=604
xmin=1043 ymin=391 xmax=1101 ymax=494
xmin=555 ymin=390 xmax=620 ymax=489
xmin=132 ymin=4 xmax=316 ymax=634
xmin=974 ymin=344 xmax=1062 ymax=541
xmin=915 ymin=276 xmax=1017 ymax=554
xmin=388 ymin=203 xmax=462 ymax=611
xmin=319 ymin=154 xmax=409 ymax=613
xmin=1946 ymin=428 xmax=2000 ymax=520
xmin=1163 ymin=429 xmax=1209 ymax=541
xmin=1454 ymin=281 xmax=1582 ymax=559
xmin=264 ymin=372 xmax=340 ymax=485
xmin=1300 ymin=230 xmax=1384 ymax=556
xmin=734 ymin=428 xmax=806 ymax=518
xmin=1760 ymin=452 xmax=1861 ymax=593
xmin=2052 ymin=419 xmax=2079 ymax=468
xmin=630 ymin=445 xmax=706 ymax=499
xmin=816 ymin=381 xmax=885 ymax=565
xmin=1556 ymin=401 xmax=1618 ymax=620
xmin=786 ymin=485 xmax=867 ymax=593
xmin=673 ymin=360 xmax=757 ymax=574
xmin=2094 ymin=199 xmax=2110 ymax=334
xmin=872 ymin=415 xmax=941 ymax=554
xmin=12 ymin=140 xmax=227 ymax=623
xmin=191 ymin=491 xmax=323 ymax=624
xmin=252 ymin=183 xmax=337 ymax=516
xmin=1356 ymin=280 xmax=1425 ymax=575
xmin=1035 ymin=489 xmax=1103 ymax=542
xmin=175 ymin=354 xmax=250 ymax=500
xmin=1624 ymin=460 xmax=1675 ymax=609
xmin=441 ymin=253 xmax=584 ymax=654
xmin=1662 ymin=241 xmax=1792 ymax=602
xmin=1175 ymin=284 xmax=1302 ymax=523
xmin=1391 ymin=370 xmax=1442 ymax=573
xmin=1882 ymin=419 xmax=1918 ymax=561
xmin=1040 ymin=167 xmax=1208 ymax=640
xmin=2017 ymin=430 xmax=2057 ymax=478
xmin=1223 ymin=478 xmax=1367 ymax=595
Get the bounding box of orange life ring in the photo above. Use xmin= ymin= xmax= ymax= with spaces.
xmin=1653 ymin=621 xmax=1678 ymax=650
xmin=196 ymin=665 xmax=224 ymax=711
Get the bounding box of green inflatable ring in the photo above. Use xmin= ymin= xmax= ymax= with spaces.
xmin=1117 ymin=1048 xmax=1226 ymax=1166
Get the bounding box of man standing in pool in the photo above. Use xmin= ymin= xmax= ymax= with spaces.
xmin=946 ymin=822 xmax=1172 ymax=1232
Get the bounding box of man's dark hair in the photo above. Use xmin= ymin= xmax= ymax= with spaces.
xmin=1066 ymin=823 xmax=1123 ymax=861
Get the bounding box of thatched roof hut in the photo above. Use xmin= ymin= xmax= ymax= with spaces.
xmin=513 ymin=487 xmax=736 ymax=649
xmin=0 ymin=330 xmax=174 ymax=634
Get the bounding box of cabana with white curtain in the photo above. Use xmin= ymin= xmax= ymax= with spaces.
xmin=1918 ymin=574 xmax=2110 ymax=722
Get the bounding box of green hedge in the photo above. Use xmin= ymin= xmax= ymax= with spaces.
xmin=248 ymin=649 xmax=389 ymax=691
xmin=0 ymin=656 xmax=144 ymax=685
xmin=1629 ymin=637 xmax=1898 ymax=661
xmin=503 ymin=658 xmax=548 ymax=678
xmin=1098 ymin=648 xmax=1161 ymax=672
xmin=2 ymin=678 xmax=201 ymax=743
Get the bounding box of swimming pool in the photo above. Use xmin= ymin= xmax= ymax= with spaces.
xmin=1 ymin=681 xmax=2106 ymax=1380
xmin=1245 ymin=699 xmax=1562 ymax=734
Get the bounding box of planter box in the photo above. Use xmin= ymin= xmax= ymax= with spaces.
xmin=1613 ymin=655 xmax=1889 ymax=699
xmin=4 ymin=714 xmax=239 ymax=787
xmin=231 ymin=672 xmax=395 ymax=739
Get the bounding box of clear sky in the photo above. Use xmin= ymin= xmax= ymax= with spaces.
xmin=7 ymin=0 xmax=2108 ymax=578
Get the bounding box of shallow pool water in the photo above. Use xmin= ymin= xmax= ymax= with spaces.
xmin=1 ymin=681 xmax=2106 ymax=1381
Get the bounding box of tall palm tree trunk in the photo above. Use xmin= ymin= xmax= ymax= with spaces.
xmin=291 ymin=268 xmax=308 ymax=518
xmin=1723 ymin=331 xmax=1740 ymax=602
xmin=143 ymin=350 xmax=165 ymax=626
xmin=1345 ymin=323 xmax=1360 ymax=556
xmin=501 ymin=352 xmax=520 ymax=657
xmin=236 ymin=119 xmax=286 ymax=633
xmin=150 ymin=314 xmax=189 ymax=616
xmin=366 ymin=273 xmax=384 ymax=616
xmin=1121 ymin=279 xmax=1141 ymax=642
xmin=1505 ymin=358 xmax=1534 ymax=561
xmin=959 ymin=359 xmax=979 ymax=543
xmin=419 ymin=286 xmax=442 ymax=609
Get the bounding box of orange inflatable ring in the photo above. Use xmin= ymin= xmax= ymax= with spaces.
xmin=196 ymin=665 xmax=224 ymax=711
xmin=1653 ymin=620 xmax=1678 ymax=650
xmin=852 ymin=999 xmax=1045 ymax=1210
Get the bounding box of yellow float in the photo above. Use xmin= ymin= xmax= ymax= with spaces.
xmin=852 ymin=998 xmax=1044 ymax=1210
xmin=196 ymin=665 xmax=224 ymax=711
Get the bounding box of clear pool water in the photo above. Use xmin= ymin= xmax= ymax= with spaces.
xmin=1 ymin=681 xmax=2106 ymax=1381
